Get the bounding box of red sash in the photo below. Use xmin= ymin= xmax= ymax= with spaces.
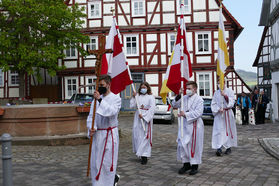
xmin=146 ymin=122 xmax=152 ymax=147
xmin=95 ymin=126 xmax=116 ymax=180
xmin=224 ymin=108 xmax=233 ymax=139
xmin=191 ymin=121 xmax=197 ymax=158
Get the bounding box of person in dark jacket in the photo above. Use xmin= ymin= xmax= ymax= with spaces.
xmin=237 ymin=92 xmax=252 ymax=125
xmin=252 ymin=89 xmax=269 ymax=124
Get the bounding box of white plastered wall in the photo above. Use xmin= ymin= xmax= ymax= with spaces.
xmin=271 ymin=71 xmax=279 ymax=122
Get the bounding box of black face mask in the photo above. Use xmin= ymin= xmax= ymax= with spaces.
xmin=98 ymin=86 xmax=107 ymax=95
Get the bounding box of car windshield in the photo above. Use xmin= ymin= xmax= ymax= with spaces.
xmin=204 ymin=99 xmax=211 ymax=106
xmin=70 ymin=94 xmax=93 ymax=101
xmin=155 ymin=98 xmax=165 ymax=105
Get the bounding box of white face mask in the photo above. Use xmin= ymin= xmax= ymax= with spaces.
xmin=140 ymin=88 xmax=147 ymax=94
xmin=186 ymin=89 xmax=193 ymax=96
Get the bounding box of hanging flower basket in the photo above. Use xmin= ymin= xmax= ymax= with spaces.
xmin=0 ymin=108 xmax=4 ymax=116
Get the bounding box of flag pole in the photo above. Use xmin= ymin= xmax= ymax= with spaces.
xmin=112 ymin=9 xmax=146 ymax=131
xmin=180 ymin=1 xmax=184 ymax=138
xmin=218 ymin=0 xmax=225 ymax=116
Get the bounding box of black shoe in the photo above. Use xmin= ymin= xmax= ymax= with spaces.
xmin=178 ymin=162 xmax=191 ymax=174
xmin=224 ymin=148 xmax=231 ymax=155
xmin=216 ymin=148 xmax=222 ymax=156
xmin=189 ymin=164 xmax=198 ymax=175
xmin=141 ymin=156 xmax=148 ymax=165
xmin=114 ymin=174 xmax=120 ymax=186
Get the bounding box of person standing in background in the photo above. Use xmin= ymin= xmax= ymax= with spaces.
xmin=253 ymin=90 xmax=269 ymax=124
xmin=237 ymin=92 xmax=252 ymax=125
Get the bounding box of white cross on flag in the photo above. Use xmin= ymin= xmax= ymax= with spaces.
xmin=101 ymin=17 xmax=133 ymax=94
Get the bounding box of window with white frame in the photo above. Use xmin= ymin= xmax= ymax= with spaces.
xmin=168 ymin=33 xmax=176 ymax=54
xmin=0 ymin=69 xmax=3 ymax=87
xmin=86 ymin=36 xmax=98 ymax=53
xmin=195 ymin=32 xmax=211 ymax=54
xmin=88 ymin=1 xmax=101 ymax=18
xmin=9 ymin=71 xmax=19 ymax=86
xmin=124 ymin=35 xmax=139 ymax=56
xmin=176 ymin=0 xmax=191 ymax=15
xmin=86 ymin=77 xmax=96 ymax=94
xmin=197 ymin=73 xmax=211 ymax=97
xmin=132 ymin=0 xmax=145 ymax=17
xmin=65 ymin=77 xmax=78 ymax=99
xmin=65 ymin=45 xmax=77 ymax=58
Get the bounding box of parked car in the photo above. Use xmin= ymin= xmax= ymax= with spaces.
xmin=202 ymin=98 xmax=214 ymax=124
xmin=67 ymin=93 xmax=93 ymax=105
xmin=153 ymin=96 xmax=175 ymax=124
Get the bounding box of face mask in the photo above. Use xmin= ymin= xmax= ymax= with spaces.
xmin=140 ymin=88 xmax=147 ymax=94
xmin=98 ymin=86 xmax=107 ymax=95
xmin=186 ymin=89 xmax=193 ymax=96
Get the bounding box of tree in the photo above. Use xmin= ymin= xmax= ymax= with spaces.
xmin=0 ymin=0 xmax=89 ymax=98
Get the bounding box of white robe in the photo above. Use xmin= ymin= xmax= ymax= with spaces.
xmin=130 ymin=94 xmax=155 ymax=157
xmin=172 ymin=94 xmax=204 ymax=165
xmin=87 ymin=92 xmax=121 ymax=186
xmin=211 ymin=88 xmax=237 ymax=149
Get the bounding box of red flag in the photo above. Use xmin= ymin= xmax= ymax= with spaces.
xmin=102 ymin=18 xmax=133 ymax=94
xmin=166 ymin=15 xmax=192 ymax=95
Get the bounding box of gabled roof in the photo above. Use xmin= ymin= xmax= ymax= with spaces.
xmin=253 ymin=26 xmax=268 ymax=67
xmin=259 ymin=0 xmax=271 ymax=26
xmin=225 ymin=69 xmax=252 ymax=93
xmin=216 ymin=0 xmax=243 ymax=39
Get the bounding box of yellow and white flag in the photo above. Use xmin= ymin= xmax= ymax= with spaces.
xmin=160 ymin=50 xmax=174 ymax=104
xmin=216 ymin=5 xmax=229 ymax=90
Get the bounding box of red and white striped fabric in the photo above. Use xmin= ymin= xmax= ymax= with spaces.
xmin=101 ymin=17 xmax=133 ymax=94
xmin=166 ymin=15 xmax=192 ymax=95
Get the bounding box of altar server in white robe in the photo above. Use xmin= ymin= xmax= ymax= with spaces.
xmin=172 ymin=81 xmax=204 ymax=175
xmin=211 ymin=79 xmax=237 ymax=156
xmin=130 ymin=82 xmax=155 ymax=165
xmin=87 ymin=75 xmax=121 ymax=186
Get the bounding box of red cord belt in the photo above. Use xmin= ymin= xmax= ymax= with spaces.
xmin=95 ymin=126 xmax=117 ymax=180
xmin=191 ymin=121 xmax=197 ymax=158
xmin=140 ymin=108 xmax=152 ymax=147
xmin=146 ymin=122 xmax=152 ymax=147
xmin=224 ymin=108 xmax=233 ymax=139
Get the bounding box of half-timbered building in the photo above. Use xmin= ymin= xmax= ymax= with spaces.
xmin=256 ymin=0 xmax=279 ymax=122
xmin=253 ymin=26 xmax=272 ymax=100
xmin=1 ymin=0 xmax=252 ymax=109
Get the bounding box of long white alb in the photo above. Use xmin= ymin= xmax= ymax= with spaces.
xmin=87 ymin=92 xmax=121 ymax=186
xmin=130 ymin=94 xmax=155 ymax=158
xmin=211 ymin=88 xmax=237 ymax=149
xmin=172 ymin=94 xmax=204 ymax=165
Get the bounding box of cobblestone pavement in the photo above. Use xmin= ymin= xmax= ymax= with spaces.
xmin=1 ymin=116 xmax=279 ymax=186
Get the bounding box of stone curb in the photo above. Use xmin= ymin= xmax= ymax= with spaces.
xmin=8 ymin=133 xmax=90 ymax=146
xmin=5 ymin=128 xmax=125 ymax=146
xmin=259 ymin=138 xmax=279 ymax=161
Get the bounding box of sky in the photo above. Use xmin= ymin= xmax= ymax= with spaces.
xmin=223 ymin=0 xmax=264 ymax=73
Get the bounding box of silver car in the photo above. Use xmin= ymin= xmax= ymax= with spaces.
xmin=153 ymin=96 xmax=175 ymax=124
